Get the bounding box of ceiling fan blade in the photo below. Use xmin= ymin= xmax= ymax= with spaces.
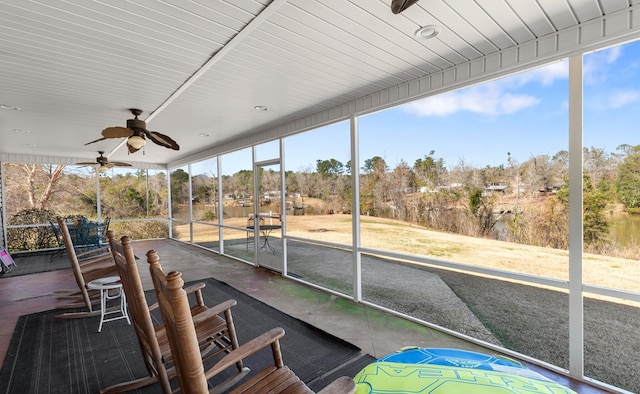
xmin=84 ymin=137 xmax=107 ymax=146
xmin=111 ymin=162 xmax=132 ymax=167
xmin=102 ymin=126 xmax=133 ymax=139
xmin=391 ymin=0 xmax=420 ymax=14
xmin=76 ymin=161 xmax=97 ymax=165
xmin=145 ymin=130 xmax=180 ymax=150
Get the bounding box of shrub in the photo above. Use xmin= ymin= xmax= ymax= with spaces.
xmin=203 ymin=210 xmax=216 ymax=221
xmin=7 ymin=208 xmax=59 ymax=252
xmin=626 ymin=207 xmax=640 ymax=215
xmin=109 ymin=220 xmax=169 ymax=241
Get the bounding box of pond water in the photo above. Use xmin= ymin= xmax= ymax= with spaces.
xmin=494 ymin=213 xmax=640 ymax=248
xmin=609 ymin=214 xmax=640 ymax=248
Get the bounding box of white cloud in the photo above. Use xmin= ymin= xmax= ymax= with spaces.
xmin=526 ymin=61 xmax=568 ymax=85
xmin=503 ymin=61 xmax=568 ymax=87
xmin=500 ymin=93 xmax=541 ymax=113
xmin=401 ymin=62 xmax=564 ymax=117
xmin=608 ymin=90 xmax=640 ymax=108
xmin=584 ymin=46 xmax=624 ymax=84
xmin=403 ymin=85 xmax=541 ymax=117
xmin=605 ymin=45 xmax=623 ymax=63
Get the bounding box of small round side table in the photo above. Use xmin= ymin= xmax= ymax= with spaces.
xmin=87 ymin=276 xmax=131 ymax=332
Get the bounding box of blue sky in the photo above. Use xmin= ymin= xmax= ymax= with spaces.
xmin=204 ymin=39 xmax=640 ymax=176
xmin=357 ymin=41 xmax=639 ymax=170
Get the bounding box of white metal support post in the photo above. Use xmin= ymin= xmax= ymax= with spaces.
xmin=188 ymin=163 xmax=194 ymax=242
xmin=279 ymin=138 xmax=288 ymax=276
xmin=351 ymin=114 xmax=362 ymax=302
xmin=568 ymin=54 xmax=584 ymax=379
xmin=251 ymin=146 xmax=259 ymax=266
xmin=217 ymin=156 xmax=224 ymax=255
xmin=0 ymin=162 xmax=6 ymax=250
xmin=96 ymin=169 xmax=102 ymax=222
xmin=167 ymin=168 xmax=173 ymax=239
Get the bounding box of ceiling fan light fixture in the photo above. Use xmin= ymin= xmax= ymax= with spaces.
xmin=85 ymin=108 xmax=179 ymax=152
xmin=128 ymin=135 xmax=146 ymax=149
xmin=414 ymin=25 xmax=441 ymax=40
xmin=98 ymin=164 xmax=110 ymax=173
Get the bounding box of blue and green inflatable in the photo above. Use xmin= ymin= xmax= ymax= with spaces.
xmin=353 ymin=347 xmax=577 ymax=393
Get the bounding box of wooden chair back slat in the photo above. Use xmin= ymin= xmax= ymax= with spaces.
xmin=147 ymin=250 xmax=356 ymax=394
xmin=149 ymin=261 xmax=210 ymax=393
xmin=55 ymin=217 xmax=117 ymax=317
xmin=102 ymin=232 xmax=245 ymax=394
xmin=106 ymin=230 xmax=172 ymax=393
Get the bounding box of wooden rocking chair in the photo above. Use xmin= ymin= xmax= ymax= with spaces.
xmin=100 ymin=232 xmax=247 ymax=393
xmin=55 ymin=216 xmax=119 ymax=318
xmin=149 ymin=259 xmax=356 ymax=394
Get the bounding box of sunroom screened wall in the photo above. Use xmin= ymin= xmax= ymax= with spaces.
xmin=166 ymin=46 xmax=640 ymax=393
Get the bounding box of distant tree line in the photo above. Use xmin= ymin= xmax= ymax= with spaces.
xmin=182 ymin=144 xmax=640 ymax=257
xmin=5 ymin=143 xmax=640 ymax=255
xmin=277 ymin=145 xmax=640 ymax=256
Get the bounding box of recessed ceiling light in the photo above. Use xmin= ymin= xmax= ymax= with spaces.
xmin=0 ymin=104 xmax=21 ymax=110
xmin=14 ymin=129 xmax=31 ymax=134
xmin=22 ymin=144 xmax=37 ymax=148
xmin=199 ymin=133 xmax=210 ymax=137
xmin=414 ymin=25 xmax=441 ymax=40
xmin=254 ymin=105 xmax=269 ymax=111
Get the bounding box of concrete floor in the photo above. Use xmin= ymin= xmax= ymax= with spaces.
xmin=0 ymin=238 xmax=612 ymax=393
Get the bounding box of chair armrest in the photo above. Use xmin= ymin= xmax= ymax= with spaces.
xmin=202 ymin=299 xmax=237 ymax=316
xmin=83 ymin=264 xmax=118 ymax=284
xmin=184 ymin=282 xmax=205 ymax=294
xmin=183 ymin=282 xmax=208 ymax=307
xmin=76 ymin=246 xmax=110 ymax=260
xmin=79 ymin=260 xmax=115 ymax=275
xmin=204 ymin=327 xmax=285 ymax=379
xmin=189 ymin=299 xmax=237 ymax=327
xmin=317 ymin=376 xmax=356 ymax=394
xmin=78 ymin=254 xmax=113 ymax=268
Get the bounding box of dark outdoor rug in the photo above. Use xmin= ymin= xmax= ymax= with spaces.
xmin=0 ymin=277 xmax=367 ymax=393
xmin=0 ymin=250 xmax=69 ymax=278
xmin=1 ymin=250 xmax=138 ymax=279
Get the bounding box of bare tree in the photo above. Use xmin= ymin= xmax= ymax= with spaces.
xmin=291 ymin=166 xmax=314 ymax=209
xmin=450 ymin=158 xmax=477 ymax=187
xmin=5 ymin=163 xmax=66 ymax=211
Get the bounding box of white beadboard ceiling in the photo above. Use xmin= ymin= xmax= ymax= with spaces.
xmin=0 ymin=0 xmax=639 ymax=167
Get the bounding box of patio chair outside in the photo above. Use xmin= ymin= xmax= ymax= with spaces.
xmin=100 ymin=232 xmax=247 ymax=394
xmin=55 ymin=217 xmax=119 ymax=318
xmin=49 ymin=220 xmax=65 ymax=260
xmin=100 ymin=216 xmax=111 ymax=245
xmin=149 ymin=260 xmax=356 ymax=394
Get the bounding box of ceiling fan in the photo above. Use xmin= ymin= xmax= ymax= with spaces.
xmin=85 ymin=108 xmax=180 ymax=153
xmin=76 ymin=151 xmax=132 ymax=172
xmin=391 ymin=0 xmax=420 ymax=14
